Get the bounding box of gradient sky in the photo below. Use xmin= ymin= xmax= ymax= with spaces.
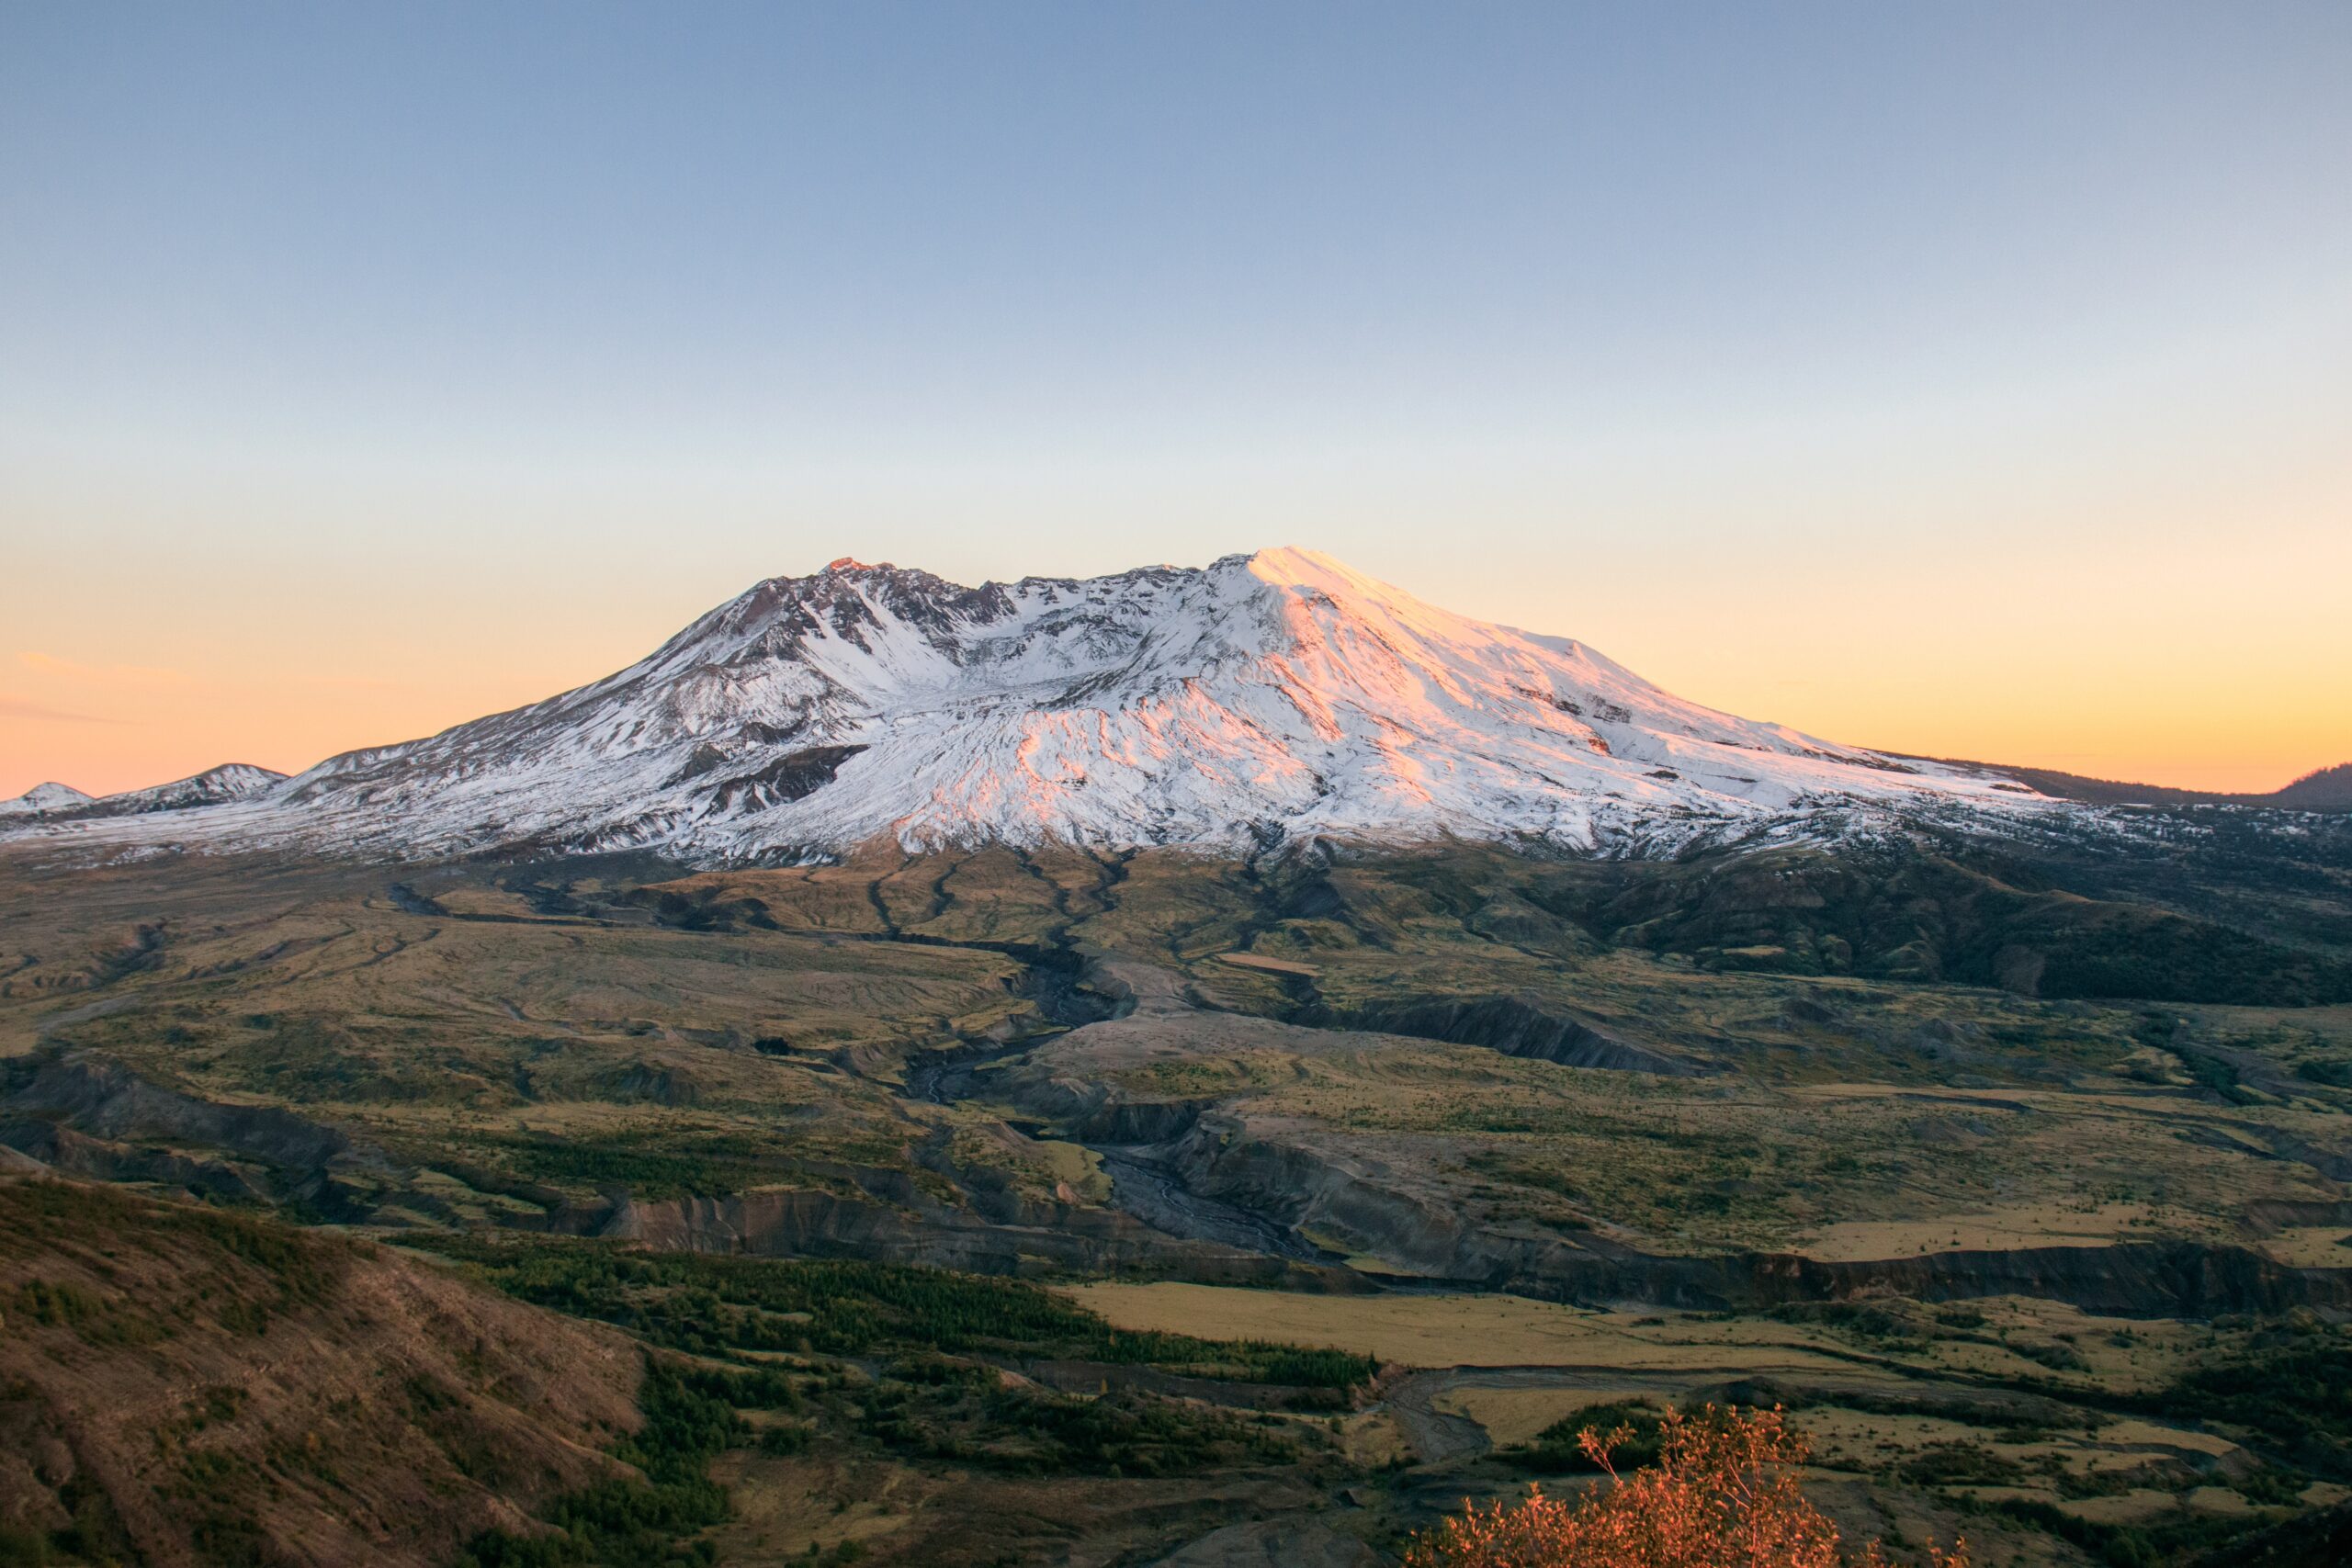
xmin=4 ymin=2 xmax=2347 ymax=799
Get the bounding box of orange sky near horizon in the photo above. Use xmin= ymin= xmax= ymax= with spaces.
xmin=6 ymin=502 xmax=2345 ymax=803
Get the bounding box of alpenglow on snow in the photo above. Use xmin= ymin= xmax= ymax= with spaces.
xmin=7 ymin=548 xmax=2046 ymax=862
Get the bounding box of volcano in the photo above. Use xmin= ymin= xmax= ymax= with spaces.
xmin=8 ymin=548 xmax=2046 ymax=862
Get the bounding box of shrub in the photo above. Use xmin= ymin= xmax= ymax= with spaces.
xmin=1406 ymin=1405 xmax=1967 ymax=1568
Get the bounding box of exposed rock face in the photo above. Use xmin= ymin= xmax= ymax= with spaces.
xmin=4 ymin=1050 xmax=350 ymax=1168
xmin=706 ymin=743 xmax=868 ymax=811
xmin=1738 ymin=1241 xmax=2352 ymax=1317
xmin=0 ymin=1050 xmax=391 ymax=1220
xmin=0 ymin=1120 xmax=272 ymax=1203
xmin=1310 ymin=993 xmax=1708 ymax=1076
xmin=594 ymin=1181 xmax=1361 ymax=1292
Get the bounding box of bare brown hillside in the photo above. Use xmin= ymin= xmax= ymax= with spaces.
xmin=0 ymin=1176 xmax=641 ymax=1566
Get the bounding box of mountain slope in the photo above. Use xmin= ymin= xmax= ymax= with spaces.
xmin=0 ymin=1175 xmax=639 ymax=1566
xmin=74 ymin=762 xmax=287 ymax=818
xmin=7 ymin=548 xmax=2046 ymax=862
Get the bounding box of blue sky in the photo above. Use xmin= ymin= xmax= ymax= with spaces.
xmin=3 ymin=3 xmax=2347 ymax=794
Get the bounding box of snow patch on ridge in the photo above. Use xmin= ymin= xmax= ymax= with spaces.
xmin=2 ymin=765 xmax=286 ymax=823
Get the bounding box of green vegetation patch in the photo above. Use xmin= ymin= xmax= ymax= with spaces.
xmin=457 ymin=1363 xmax=732 ymax=1568
xmin=1505 ymin=1399 xmax=1667 ymax=1473
xmin=416 ymin=1235 xmax=1376 ymax=1390
xmin=435 ymin=1239 xmax=1351 ymax=1562
xmin=863 ymin=1374 xmax=1297 ymax=1478
xmin=471 ymin=1128 xmax=804 ymax=1201
xmin=2145 ymin=1322 xmax=2352 ymax=1478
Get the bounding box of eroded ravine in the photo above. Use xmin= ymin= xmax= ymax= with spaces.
xmin=899 ymin=949 xmax=1340 ymax=1263
xmin=874 ymin=936 xmax=2352 ymax=1315
xmin=1089 ymin=1145 xmax=1335 ymax=1262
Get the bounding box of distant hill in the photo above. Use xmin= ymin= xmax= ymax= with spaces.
xmin=0 ymin=781 xmax=93 ymax=818
xmin=1902 ymin=758 xmax=2352 ymax=814
xmin=2275 ymin=762 xmax=2352 ymax=811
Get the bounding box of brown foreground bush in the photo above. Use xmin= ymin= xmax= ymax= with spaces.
xmin=1406 ymin=1405 xmax=1967 ymax=1568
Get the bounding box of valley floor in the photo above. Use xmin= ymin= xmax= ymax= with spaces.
xmin=4 ymin=825 xmax=2352 ymax=1564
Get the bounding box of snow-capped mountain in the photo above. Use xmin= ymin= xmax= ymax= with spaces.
xmin=6 ymin=549 xmax=2049 ymax=861
xmin=0 ymin=782 xmax=96 ymax=818
xmin=0 ymin=766 xmax=285 ymax=822
xmin=74 ymin=763 xmax=287 ymax=818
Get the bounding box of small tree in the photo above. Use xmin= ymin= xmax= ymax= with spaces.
xmin=1405 ymin=1405 xmax=1966 ymax=1568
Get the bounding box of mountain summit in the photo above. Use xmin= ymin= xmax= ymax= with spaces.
xmin=0 ymin=782 xmax=96 ymax=818
xmin=12 ymin=548 xmax=2043 ymax=861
